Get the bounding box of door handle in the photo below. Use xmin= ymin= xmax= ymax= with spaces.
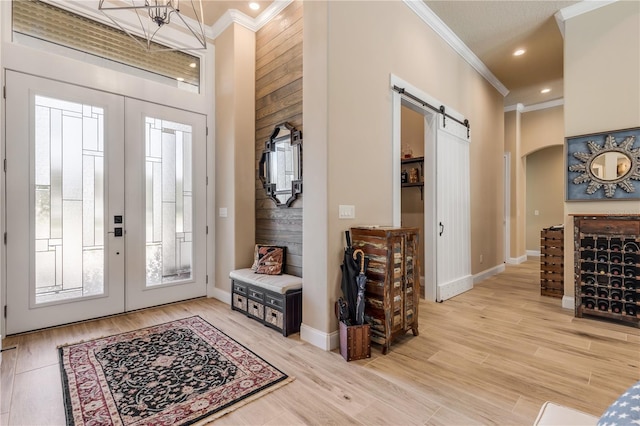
xmin=439 ymin=222 xmax=444 ymax=236
xmin=108 ymin=228 xmax=124 ymax=237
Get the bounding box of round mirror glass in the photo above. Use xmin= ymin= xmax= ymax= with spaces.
xmin=590 ymin=152 xmax=632 ymax=181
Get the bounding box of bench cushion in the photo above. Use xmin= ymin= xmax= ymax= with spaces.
xmin=230 ymin=268 xmax=302 ymax=294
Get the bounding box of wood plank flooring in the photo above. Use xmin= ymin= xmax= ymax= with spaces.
xmin=2 ymin=260 xmax=639 ymax=425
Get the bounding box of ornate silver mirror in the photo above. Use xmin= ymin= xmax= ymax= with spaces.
xmin=567 ymin=128 xmax=640 ymax=200
xmin=259 ymin=122 xmax=302 ymax=207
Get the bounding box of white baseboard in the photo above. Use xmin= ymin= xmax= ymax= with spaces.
xmin=300 ymin=323 xmax=339 ymax=351
xmin=506 ymin=254 xmax=528 ymax=264
xmin=473 ymin=263 xmax=506 ymax=284
xmin=438 ymin=275 xmax=473 ymax=301
xmin=209 ymin=287 xmax=231 ymax=305
xmin=562 ymin=296 xmax=574 ymax=310
xmin=526 ymin=250 xmax=541 ymax=257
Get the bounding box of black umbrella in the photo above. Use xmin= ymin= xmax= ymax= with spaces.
xmin=340 ymin=230 xmax=359 ymax=324
xmin=353 ymin=249 xmax=369 ymax=325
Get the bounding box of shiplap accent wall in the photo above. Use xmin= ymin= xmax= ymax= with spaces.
xmin=255 ymin=1 xmax=303 ymax=277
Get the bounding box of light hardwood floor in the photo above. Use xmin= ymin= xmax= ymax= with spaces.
xmin=2 ymin=260 xmax=639 ymax=425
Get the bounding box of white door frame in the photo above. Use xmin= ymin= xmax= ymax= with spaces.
xmin=391 ymin=74 xmax=470 ymax=302
xmin=504 ymin=152 xmax=511 ymax=264
xmin=1 ymin=26 xmax=214 ymax=337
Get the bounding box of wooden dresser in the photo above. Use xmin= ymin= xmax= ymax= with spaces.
xmin=350 ymin=227 xmax=420 ymax=354
xmin=573 ymin=215 xmax=639 ymax=327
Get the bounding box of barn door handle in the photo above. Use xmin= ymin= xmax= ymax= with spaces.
xmin=439 ymin=222 xmax=444 ymax=236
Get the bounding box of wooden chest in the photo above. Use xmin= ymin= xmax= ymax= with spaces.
xmin=350 ymin=227 xmax=420 ymax=354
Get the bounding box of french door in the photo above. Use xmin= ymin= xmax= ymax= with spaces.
xmin=5 ymin=71 xmax=207 ymax=334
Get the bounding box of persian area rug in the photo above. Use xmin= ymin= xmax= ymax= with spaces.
xmin=59 ymin=316 xmax=291 ymax=426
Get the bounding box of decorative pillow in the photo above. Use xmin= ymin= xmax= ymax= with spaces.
xmin=598 ymin=380 xmax=640 ymax=426
xmin=251 ymin=245 xmax=286 ymax=275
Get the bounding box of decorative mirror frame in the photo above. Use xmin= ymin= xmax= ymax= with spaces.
xmin=259 ymin=122 xmax=303 ymax=208
xmin=566 ymin=127 xmax=640 ymax=201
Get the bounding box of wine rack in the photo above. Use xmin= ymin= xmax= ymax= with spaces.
xmin=540 ymin=227 xmax=564 ymax=298
xmin=574 ymin=215 xmax=640 ymax=327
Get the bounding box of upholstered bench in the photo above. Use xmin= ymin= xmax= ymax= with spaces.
xmin=229 ymin=268 xmax=302 ymax=337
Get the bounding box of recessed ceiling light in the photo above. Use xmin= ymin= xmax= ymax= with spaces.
xmin=189 ymin=62 xmax=197 ymax=68
xmin=249 ymin=2 xmax=260 ymax=10
xmin=513 ymin=49 xmax=526 ymax=56
xmin=176 ymin=77 xmax=185 ymax=82
xmin=540 ymin=88 xmax=551 ymax=94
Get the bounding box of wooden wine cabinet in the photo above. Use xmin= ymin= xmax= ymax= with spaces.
xmin=573 ymin=215 xmax=640 ymax=327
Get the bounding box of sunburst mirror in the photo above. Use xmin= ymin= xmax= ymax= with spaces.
xmin=566 ymin=127 xmax=640 ymax=200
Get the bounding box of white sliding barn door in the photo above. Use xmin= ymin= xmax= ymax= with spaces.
xmin=436 ymin=118 xmax=472 ymax=301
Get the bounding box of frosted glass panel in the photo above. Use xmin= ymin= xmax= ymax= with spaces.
xmin=34 ymin=95 xmax=105 ymax=304
xmin=145 ymin=117 xmax=193 ymax=286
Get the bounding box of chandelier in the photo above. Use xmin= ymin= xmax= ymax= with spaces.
xmin=98 ymin=0 xmax=207 ymax=52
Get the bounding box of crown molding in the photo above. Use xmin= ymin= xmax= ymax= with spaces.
xmin=504 ymin=98 xmax=564 ymax=113
xmin=555 ymin=0 xmax=618 ymax=38
xmin=402 ymin=0 xmax=509 ymax=97
xmin=255 ymin=1 xmax=294 ymax=31
xmin=209 ymin=0 xmax=293 ymax=39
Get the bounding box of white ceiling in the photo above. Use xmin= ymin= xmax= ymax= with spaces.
xmin=197 ymin=0 xmax=588 ymax=107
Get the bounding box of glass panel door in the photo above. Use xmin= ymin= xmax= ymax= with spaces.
xmin=125 ymin=99 xmax=206 ymax=311
xmin=5 ymin=71 xmax=125 ymax=334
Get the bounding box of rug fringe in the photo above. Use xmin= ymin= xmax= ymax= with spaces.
xmin=195 ymin=376 xmax=296 ymax=425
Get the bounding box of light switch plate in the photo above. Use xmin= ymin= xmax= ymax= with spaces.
xmin=339 ymin=205 xmax=355 ymax=219
xmin=219 ymin=207 xmax=228 ymax=217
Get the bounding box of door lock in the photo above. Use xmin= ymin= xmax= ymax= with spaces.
xmin=114 ymin=227 xmax=123 ymax=237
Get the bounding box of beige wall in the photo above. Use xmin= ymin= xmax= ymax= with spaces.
xmin=563 ymin=1 xmax=640 ymax=298
xmin=521 ymin=106 xmax=564 ymax=156
xmin=522 ymin=106 xmax=565 ymax=252
xmin=214 ymin=24 xmax=256 ymax=293
xmin=526 ymin=145 xmax=565 ymax=251
xmin=304 ymin=1 xmax=505 ymax=338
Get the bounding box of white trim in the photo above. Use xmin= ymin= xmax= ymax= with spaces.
xmin=209 ymin=288 xmax=231 ymax=305
xmin=254 ymin=1 xmax=294 ymax=31
xmin=503 ymin=152 xmax=511 ymax=263
xmin=527 ymin=250 xmax=541 ymax=257
xmin=506 ymin=254 xmax=528 ymax=264
xmin=522 ymin=99 xmax=564 ymax=113
xmin=473 ymin=263 xmax=506 ymax=284
xmin=504 ymin=103 xmax=525 ymax=113
xmin=300 ymin=323 xmax=338 ymax=351
xmin=209 ymin=0 xmax=293 ymax=39
xmin=438 ymin=276 xmax=473 ymax=301
xmin=402 ymin=0 xmax=509 ymax=97
xmin=562 ymin=295 xmax=574 ymax=310
xmin=506 ymin=99 xmax=565 ymax=113
xmin=555 ymin=0 xmax=619 ymax=38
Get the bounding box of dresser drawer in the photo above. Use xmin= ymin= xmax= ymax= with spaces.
xmin=248 ymin=287 xmax=264 ymax=300
xmin=580 ymin=219 xmax=640 ymax=235
xmin=232 ymin=281 xmax=247 ymax=295
xmin=264 ymin=293 xmax=285 ymax=309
